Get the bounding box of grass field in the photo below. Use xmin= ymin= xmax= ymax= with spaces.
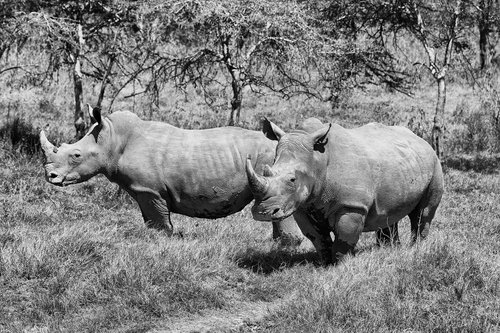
xmin=1 ymin=81 xmax=500 ymax=332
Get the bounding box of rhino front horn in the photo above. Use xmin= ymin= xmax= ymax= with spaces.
xmin=246 ymin=156 xmax=269 ymax=196
xmin=40 ymin=130 xmax=57 ymax=154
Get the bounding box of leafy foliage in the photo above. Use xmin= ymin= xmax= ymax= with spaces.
xmin=129 ymin=0 xmax=339 ymax=124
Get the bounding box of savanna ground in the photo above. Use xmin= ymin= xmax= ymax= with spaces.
xmin=1 ymin=78 xmax=500 ymax=332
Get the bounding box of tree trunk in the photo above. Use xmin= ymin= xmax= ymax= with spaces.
xmin=96 ymin=56 xmax=115 ymax=110
xmin=227 ymin=68 xmax=242 ymax=126
xmin=431 ymin=76 xmax=446 ymax=160
xmin=73 ymin=55 xmax=85 ymax=139
xmin=413 ymin=0 xmax=459 ymax=160
xmin=73 ymin=23 xmax=86 ymax=139
xmin=479 ymin=5 xmax=491 ymax=70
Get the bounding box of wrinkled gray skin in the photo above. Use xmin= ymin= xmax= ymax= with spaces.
xmin=246 ymin=117 xmax=444 ymax=264
xmin=40 ymin=106 xmax=302 ymax=242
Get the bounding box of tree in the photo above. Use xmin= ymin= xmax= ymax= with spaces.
xmin=135 ymin=0 xmax=331 ymax=126
xmin=0 ymin=2 xmax=31 ymax=77
xmin=408 ymin=1 xmax=464 ymax=159
xmin=475 ymin=0 xmax=500 ymax=69
xmin=315 ymin=0 xmax=412 ymax=99
xmin=13 ymin=0 xmax=140 ymax=137
xmin=330 ymin=0 xmax=467 ymax=159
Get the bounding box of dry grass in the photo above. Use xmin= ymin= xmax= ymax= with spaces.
xmin=1 ymin=79 xmax=500 ymax=332
xmin=1 ymin=144 xmax=499 ymax=332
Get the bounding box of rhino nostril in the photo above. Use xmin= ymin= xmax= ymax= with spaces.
xmin=48 ymin=172 xmax=58 ymax=179
xmin=272 ymin=208 xmax=280 ymax=215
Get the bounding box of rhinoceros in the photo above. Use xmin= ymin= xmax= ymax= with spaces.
xmin=245 ymin=117 xmax=444 ymax=264
xmin=40 ymin=105 xmax=302 ymax=242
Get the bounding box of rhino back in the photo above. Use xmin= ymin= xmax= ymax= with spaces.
xmin=321 ymin=123 xmax=440 ymax=229
xmin=116 ymin=121 xmax=275 ymax=218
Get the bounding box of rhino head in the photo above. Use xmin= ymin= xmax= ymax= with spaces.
xmin=246 ymin=118 xmax=331 ymax=221
xmin=40 ymin=105 xmax=108 ymax=186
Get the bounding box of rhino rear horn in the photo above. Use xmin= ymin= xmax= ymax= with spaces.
xmin=246 ymin=156 xmax=269 ymax=196
xmin=263 ymin=164 xmax=275 ymax=177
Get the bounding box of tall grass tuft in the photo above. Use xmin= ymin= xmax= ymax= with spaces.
xmin=2 ymin=82 xmax=500 ymax=332
xmin=262 ymin=235 xmax=500 ymax=332
xmin=446 ymin=88 xmax=500 ymax=155
xmin=0 ymin=117 xmax=41 ymax=156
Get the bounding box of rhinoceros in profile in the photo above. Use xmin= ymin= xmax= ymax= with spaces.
xmin=40 ymin=105 xmax=301 ymax=242
xmin=245 ymin=117 xmax=444 ymax=264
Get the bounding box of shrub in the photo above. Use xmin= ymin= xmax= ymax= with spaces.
xmin=406 ymin=106 xmax=431 ymax=142
xmin=484 ymin=89 xmax=500 ymax=152
xmin=464 ymin=112 xmax=490 ymax=152
xmin=262 ymin=237 xmax=500 ymax=332
xmin=445 ymin=99 xmax=500 ymax=155
xmin=0 ymin=117 xmax=41 ymax=156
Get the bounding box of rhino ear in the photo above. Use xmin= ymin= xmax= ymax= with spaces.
xmin=312 ymin=124 xmax=331 ymax=152
xmin=87 ymin=104 xmax=102 ymax=125
xmin=262 ymin=117 xmax=286 ymax=141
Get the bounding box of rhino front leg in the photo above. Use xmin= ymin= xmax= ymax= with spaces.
xmin=293 ymin=209 xmax=333 ymax=265
xmin=272 ymin=216 xmax=304 ymax=246
xmin=136 ymin=193 xmax=174 ymax=235
xmin=329 ymin=209 xmax=366 ymax=264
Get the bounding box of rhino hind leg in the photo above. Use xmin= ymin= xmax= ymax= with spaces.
xmin=409 ymin=204 xmax=437 ymax=244
xmin=408 ymin=193 xmax=441 ymax=244
xmin=409 ymin=164 xmax=444 ymax=244
xmin=376 ymin=222 xmax=400 ymax=246
xmin=137 ymin=193 xmax=174 ymax=235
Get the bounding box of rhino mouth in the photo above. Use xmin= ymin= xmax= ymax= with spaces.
xmin=46 ymin=173 xmax=80 ymax=187
xmin=59 ymin=179 xmax=79 ymax=186
xmin=251 ymin=203 xmax=295 ymax=222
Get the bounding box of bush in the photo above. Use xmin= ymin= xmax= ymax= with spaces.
xmin=406 ymin=106 xmax=431 ymax=142
xmin=262 ymin=238 xmax=500 ymax=332
xmin=0 ymin=117 xmax=41 ymax=156
xmin=445 ymin=98 xmax=500 ymax=155
xmin=463 ymin=112 xmax=490 ymax=152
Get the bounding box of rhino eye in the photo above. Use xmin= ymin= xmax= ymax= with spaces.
xmin=71 ymin=152 xmax=82 ymax=162
xmin=290 ymin=178 xmax=296 ymax=183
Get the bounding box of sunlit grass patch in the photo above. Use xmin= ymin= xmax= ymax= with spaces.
xmin=2 ymin=85 xmax=500 ymax=332
xmin=0 ymin=222 xmax=233 ymax=331
xmin=261 ymin=234 xmax=500 ymax=333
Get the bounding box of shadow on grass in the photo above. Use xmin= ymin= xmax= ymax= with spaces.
xmin=235 ymin=247 xmax=318 ymax=275
xmin=444 ymin=154 xmax=500 ymax=174
xmin=236 ymin=242 xmax=393 ymax=275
